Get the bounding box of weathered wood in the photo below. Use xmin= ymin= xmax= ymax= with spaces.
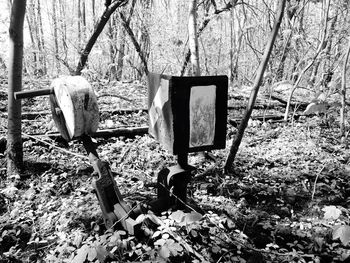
xmin=1 ymin=108 xmax=149 ymax=120
xmin=31 ymin=126 xmax=149 ymax=140
xmin=91 ymin=127 xmax=148 ymax=138
xmin=229 ymin=114 xmax=301 ymax=127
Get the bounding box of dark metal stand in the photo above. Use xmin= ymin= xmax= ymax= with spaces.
xmin=81 ymin=135 xmax=140 ymax=234
xmin=148 ymin=152 xmax=195 ymax=214
xmin=81 ymin=135 xmax=197 ymax=233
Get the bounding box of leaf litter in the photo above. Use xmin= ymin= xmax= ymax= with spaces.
xmin=1 ymin=79 xmax=350 ymax=262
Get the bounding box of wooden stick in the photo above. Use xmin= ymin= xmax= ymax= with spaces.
xmin=30 ymin=126 xmax=149 ymax=139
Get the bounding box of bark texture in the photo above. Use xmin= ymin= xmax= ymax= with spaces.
xmin=75 ymin=0 xmax=128 ymax=75
xmin=7 ymin=0 xmax=27 ymax=175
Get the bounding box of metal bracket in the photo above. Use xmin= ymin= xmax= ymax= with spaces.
xmin=91 ymin=159 xmax=139 ymax=234
xmin=81 ymin=135 xmax=140 ymax=235
xmin=149 ymin=153 xmax=195 ymax=214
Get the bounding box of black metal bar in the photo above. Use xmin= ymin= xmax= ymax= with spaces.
xmin=14 ymin=88 xmax=54 ymax=100
xmin=80 ymin=134 xmax=99 ymax=159
xmin=177 ymin=152 xmax=188 ymax=167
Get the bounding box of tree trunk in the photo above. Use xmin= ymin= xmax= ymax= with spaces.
xmin=36 ymin=0 xmax=46 ymax=75
xmin=7 ymin=0 xmax=26 ymax=176
xmin=92 ymin=0 xmax=96 ymax=25
xmin=59 ymin=0 xmax=70 ymax=71
xmin=119 ymin=12 xmax=149 ymax=76
xmin=225 ymin=0 xmax=286 ymax=173
xmin=284 ymin=0 xmax=330 ymax=121
xmin=81 ymin=0 xmax=86 ymax=31
xmin=340 ymin=38 xmax=350 ymax=138
xmin=110 ymin=14 xmax=118 ymax=60
xmin=116 ymin=0 xmax=137 ymax=80
xmin=52 ymin=0 xmax=60 ymax=72
xmin=276 ymin=30 xmax=292 ymax=81
xmin=77 ymin=0 xmax=82 ymax=50
xmin=180 ymin=1 xmax=238 ymax=76
xmin=75 ymin=0 xmax=128 ymax=75
xmin=188 ymin=0 xmax=200 ymax=76
xmin=26 ymin=0 xmax=38 ymax=74
xmin=132 ymin=0 xmax=150 ymax=79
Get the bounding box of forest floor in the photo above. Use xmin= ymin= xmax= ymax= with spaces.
xmin=0 ymin=77 xmax=350 ymax=263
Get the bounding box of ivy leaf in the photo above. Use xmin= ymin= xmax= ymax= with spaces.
xmin=333 ymin=225 xmax=350 ymax=246
xmin=135 ymin=214 xmax=146 ymax=224
xmin=152 ymin=230 xmax=161 ymax=239
xmin=1 ymin=185 xmax=18 ymax=198
xmin=72 ymin=245 xmax=88 ymax=263
xmin=148 ymin=212 xmax=163 ymax=225
xmin=96 ymin=245 xmax=114 ymax=262
xmin=167 ymin=240 xmax=183 ymax=255
xmin=184 ymin=211 xmax=203 ymax=225
xmin=73 ymin=231 xmax=83 ymax=247
xmin=159 ymin=245 xmax=170 ymax=259
xmin=87 ymin=248 xmax=97 ymax=261
xmin=169 ymin=210 xmax=186 ymax=223
xmin=323 ymin=205 xmax=341 ymax=220
xmin=154 ymin=238 xmax=166 ymax=246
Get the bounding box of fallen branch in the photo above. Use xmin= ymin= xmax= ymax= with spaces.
xmin=33 ymin=126 xmax=149 ymax=139
xmin=98 ymin=93 xmax=133 ymax=102
xmin=229 ymin=114 xmax=301 ymax=126
xmin=1 ymin=109 xmax=149 ymax=120
xmin=312 ymin=165 xmax=326 ymax=200
xmin=21 ymin=132 xmax=89 ymax=160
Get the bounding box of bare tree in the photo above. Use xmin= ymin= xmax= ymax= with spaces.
xmin=116 ymin=0 xmax=137 ymax=80
xmin=340 ymin=38 xmax=350 ymax=138
xmin=7 ymin=0 xmax=26 ymax=176
xmin=26 ymin=0 xmax=46 ymax=75
xmin=225 ymin=0 xmax=286 ymax=173
xmin=188 ymin=0 xmax=200 ymax=76
xmin=180 ymin=1 xmax=240 ymax=76
xmin=119 ymin=12 xmax=149 ymax=76
xmin=52 ymin=0 xmax=60 ymax=73
xmin=283 ymin=0 xmax=330 ymax=121
xmin=75 ymin=0 xmax=128 ymax=75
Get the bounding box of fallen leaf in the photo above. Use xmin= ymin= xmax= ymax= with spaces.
xmin=1 ymin=185 xmax=18 ymax=198
xmin=72 ymin=245 xmax=88 ymax=263
xmin=184 ymin=211 xmax=203 ymax=225
xmin=169 ymin=210 xmax=186 ymax=223
xmin=87 ymin=248 xmax=97 ymax=261
xmin=323 ymin=205 xmax=341 ymax=220
xmin=333 ymin=225 xmax=350 ymax=246
xmin=159 ymin=245 xmax=170 ymax=259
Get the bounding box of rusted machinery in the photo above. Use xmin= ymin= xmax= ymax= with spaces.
xmin=15 ymin=74 xmax=228 ymax=235
xmin=15 ymin=76 xmax=140 ymax=234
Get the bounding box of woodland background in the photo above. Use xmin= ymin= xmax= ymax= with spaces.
xmin=0 ymin=0 xmax=347 ymax=87
xmin=1 ymin=0 xmax=350 ymax=262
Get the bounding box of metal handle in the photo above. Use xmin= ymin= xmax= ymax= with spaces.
xmin=14 ymin=88 xmax=54 ymax=100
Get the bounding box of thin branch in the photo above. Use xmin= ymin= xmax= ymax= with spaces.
xmin=75 ymin=0 xmax=128 ymax=75
xmin=119 ymin=12 xmax=149 ymax=75
xmin=283 ymin=0 xmax=330 ymax=121
xmin=180 ymin=0 xmax=241 ymax=76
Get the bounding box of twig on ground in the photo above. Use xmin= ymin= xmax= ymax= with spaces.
xmin=21 ymin=132 xmax=89 ymax=161
xmin=312 ymin=165 xmax=326 ymax=200
xmin=98 ymin=93 xmax=133 ymax=102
